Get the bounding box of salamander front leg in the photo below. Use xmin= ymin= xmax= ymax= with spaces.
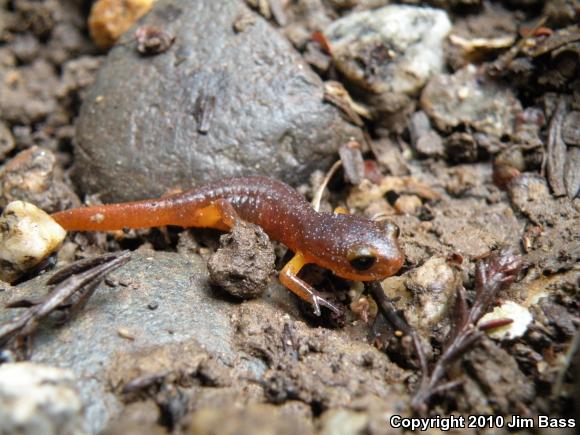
xmin=280 ymin=252 xmax=340 ymax=316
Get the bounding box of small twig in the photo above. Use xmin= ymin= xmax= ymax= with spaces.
xmin=410 ymin=248 xmax=523 ymax=413
xmin=446 ymin=285 xmax=469 ymax=345
xmin=367 ymin=281 xmax=411 ymax=334
xmin=339 ymin=141 xmax=365 ymax=185
xmin=545 ymin=96 xmax=567 ymax=197
xmin=366 ymin=281 xmax=429 ymax=388
xmin=311 ymin=160 xmax=342 ymax=212
xmin=488 ymin=16 xmax=547 ymax=75
xmin=193 ymin=71 xmax=227 ymax=135
xmin=47 ymin=251 xmax=130 ymax=285
xmin=122 ymin=371 xmax=170 ymax=395
xmin=268 ymin=0 xmax=287 ymax=26
xmin=478 ymin=317 xmax=514 ymax=331
xmin=29 ymin=252 xmax=130 ymax=320
xmin=0 ymin=251 xmax=131 ymax=351
xmin=195 ymin=93 xmax=217 ymax=134
xmin=430 ymin=379 xmax=464 ymax=396
xmin=323 ymin=82 xmax=366 ymax=127
xmin=64 ymin=279 xmax=101 ymax=320
xmin=412 ymin=330 xmax=430 ymax=392
xmin=551 ymin=329 xmax=580 ymax=399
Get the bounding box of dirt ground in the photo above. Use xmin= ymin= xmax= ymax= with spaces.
xmin=0 ymin=0 xmax=579 ymax=434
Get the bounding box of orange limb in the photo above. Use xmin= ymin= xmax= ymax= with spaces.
xmin=279 ymin=252 xmax=340 ymax=316
xmin=185 ymin=199 xmax=239 ymax=230
xmin=333 ymin=206 xmax=350 ymax=215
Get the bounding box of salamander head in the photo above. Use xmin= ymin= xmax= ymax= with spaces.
xmin=303 ymin=213 xmax=404 ymax=281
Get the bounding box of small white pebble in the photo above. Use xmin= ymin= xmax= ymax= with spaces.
xmin=457 ymin=86 xmax=470 ymax=100
xmin=117 ymin=327 xmax=136 ymax=341
xmin=0 ymin=201 xmax=66 ymax=283
xmin=478 ymin=301 xmax=532 ymax=340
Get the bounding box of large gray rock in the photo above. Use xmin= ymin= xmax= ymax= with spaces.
xmin=74 ymin=0 xmax=362 ymax=202
xmin=0 ymin=251 xmax=268 ymax=434
xmin=0 ymin=249 xmax=409 ymax=433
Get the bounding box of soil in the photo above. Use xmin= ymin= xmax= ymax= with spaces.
xmin=0 ymin=0 xmax=578 ymax=434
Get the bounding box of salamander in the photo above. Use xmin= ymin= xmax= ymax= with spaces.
xmin=52 ymin=176 xmax=404 ymax=315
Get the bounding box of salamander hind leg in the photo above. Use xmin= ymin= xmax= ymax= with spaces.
xmin=213 ymin=199 xmax=240 ymax=228
xmin=280 ymin=252 xmax=340 ymax=316
xmin=187 ymin=199 xmax=240 ymax=230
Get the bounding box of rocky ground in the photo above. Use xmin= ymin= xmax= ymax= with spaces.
xmin=0 ymin=0 xmax=578 ymax=434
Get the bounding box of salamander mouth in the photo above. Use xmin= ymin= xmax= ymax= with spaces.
xmin=383 ymin=252 xmax=404 ymax=276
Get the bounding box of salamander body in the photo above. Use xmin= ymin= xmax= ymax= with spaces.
xmin=52 ymin=176 xmax=404 ymax=314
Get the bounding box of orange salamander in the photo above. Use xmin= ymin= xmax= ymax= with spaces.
xmin=52 ymin=176 xmax=404 ymax=315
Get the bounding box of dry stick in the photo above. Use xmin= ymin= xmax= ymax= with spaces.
xmin=64 ymin=279 xmax=102 ymax=320
xmin=311 ymin=159 xmax=342 ymax=212
xmin=488 ymin=16 xmax=547 ymax=75
xmin=0 ymin=251 xmax=131 ymax=347
xmin=366 ymin=281 xmax=429 ymax=389
xmin=268 ymin=0 xmax=287 ymax=26
xmin=339 ymin=141 xmax=365 ymax=185
xmin=122 ymin=371 xmax=171 ymax=395
xmin=545 ymin=96 xmax=568 ymax=197
xmin=552 ymin=329 xmax=580 ymax=399
xmin=366 ymin=281 xmax=412 ymax=335
xmin=5 ymin=253 xmax=124 ymax=311
xmin=47 ymin=251 xmax=130 ymax=285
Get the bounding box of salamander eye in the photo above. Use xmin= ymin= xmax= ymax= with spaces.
xmin=347 ymin=246 xmax=377 ymax=271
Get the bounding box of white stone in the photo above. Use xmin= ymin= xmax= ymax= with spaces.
xmin=325 ymin=5 xmax=451 ymax=95
xmin=0 ymin=362 xmax=84 ymax=435
xmin=0 ymin=201 xmax=66 ymax=282
xmin=319 ymin=409 xmax=369 ymax=435
xmin=404 ymin=257 xmax=460 ymax=330
xmin=479 ymin=301 xmax=533 ymax=340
